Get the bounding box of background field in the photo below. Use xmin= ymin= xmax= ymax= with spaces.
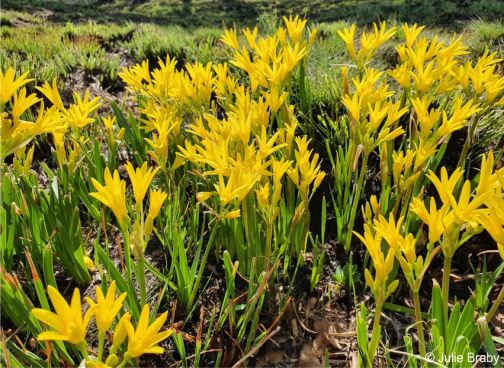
xmin=3 ymin=0 xmax=504 ymax=146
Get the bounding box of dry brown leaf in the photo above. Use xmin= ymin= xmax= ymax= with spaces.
xmin=297 ymin=344 xmax=322 ymax=368
xmin=255 ymin=350 xmax=286 ymax=367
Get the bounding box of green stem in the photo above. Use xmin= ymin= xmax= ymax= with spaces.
xmin=265 ymin=221 xmax=273 ymax=268
xmin=398 ymin=184 xmax=413 ymax=221
xmin=413 ymin=289 xmax=427 ymax=360
xmin=486 ymin=284 xmax=504 ymax=323
xmin=441 ymin=255 xmax=453 ymax=326
xmin=78 ymin=342 xmax=89 ymax=361
xmin=121 ymin=225 xmax=133 ymax=287
xmin=187 ymin=222 xmax=219 ymax=311
xmin=301 ymin=209 xmax=310 ymax=263
xmin=456 ymin=115 xmax=478 ymax=170
xmin=116 ymin=354 xmax=131 ymax=368
xmin=242 ymin=199 xmax=251 ymax=250
xmin=137 ymin=256 xmax=146 ymax=306
xmin=97 ymin=331 xmax=105 ymax=362
xmin=344 ymin=154 xmax=368 ymax=252
xmin=368 ymin=299 xmax=383 ymax=364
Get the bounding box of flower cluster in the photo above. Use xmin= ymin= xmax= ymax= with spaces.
xmin=32 ymin=283 xmax=172 ymax=368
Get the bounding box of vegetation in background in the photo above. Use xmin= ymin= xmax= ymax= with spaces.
xmin=1 ymin=5 xmax=504 ymax=368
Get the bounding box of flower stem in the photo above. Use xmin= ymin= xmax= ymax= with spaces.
xmin=116 ymin=354 xmax=131 ymax=368
xmin=456 ymin=113 xmax=478 ymax=169
xmin=78 ymin=342 xmax=89 ymax=361
xmin=441 ymin=255 xmax=453 ymax=326
xmin=98 ymin=331 xmax=105 ymax=362
xmin=187 ymin=222 xmax=218 ymax=311
xmin=368 ymin=300 xmax=383 ymax=364
xmin=137 ymin=256 xmax=146 ymax=306
xmin=486 ymin=284 xmax=504 ymax=323
xmin=344 ymin=154 xmax=368 ymax=252
xmin=413 ymin=289 xmax=427 ymax=360
xmin=265 ymin=221 xmax=273 ymax=268
xmin=122 ymin=225 xmax=133 ymax=287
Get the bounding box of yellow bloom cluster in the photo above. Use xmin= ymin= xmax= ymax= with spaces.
xmin=338 ymin=22 xmax=396 ymax=67
xmin=341 ymin=67 xmax=408 ymax=153
xmin=1 ymin=68 xmax=65 ymax=159
xmin=222 ymin=15 xmax=316 ymax=91
xmin=32 ymin=283 xmax=172 ymax=367
xmin=90 ymin=162 xmax=166 ymax=259
xmin=0 ymin=67 xmax=102 ymax=163
xmin=411 ymin=151 xmax=504 ymax=258
xmin=119 ymin=17 xmax=325 ymax=221
xmin=338 ymin=23 xmax=504 ymax=171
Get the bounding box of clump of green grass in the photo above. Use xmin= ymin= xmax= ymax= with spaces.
xmin=121 ymin=23 xmax=224 ymax=66
xmin=465 ymin=19 xmax=504 ymax=55
xmin=0 ymin=24 xmax=76 ymax=81
xmin=63 ymin=21 xmax=135 ymax=49
xmin=120 ymin=24 xmax=190 ymax=65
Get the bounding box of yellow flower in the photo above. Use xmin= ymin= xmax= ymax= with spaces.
xmin=36 ymin=79 xmax=65 ymax=110
xmin=125 ymin=162 xmax=160 ymax=204
xmin=411 ymin=96 xmax=441 ymax=137
xmin=196 ymin=191 xmax=212 ymax=203
xmin=125 ymin=305 xmax=173 ymax=358
xmin=103 ymin=115 xmax=116 ymax=132
xmin=90 ymin=168 xmax=129 ymax=227
xmin=410 ymin=61 xmax=435 ymax=93
xmin=263 ymin=86 xmax=288 ymax=113
xmin=395 ymin=233 xmax=424 ymax=289
xmin=337 ymin=24 xmax=357 ymax=60
xmin=85 ymin=281 xmax=127 ymax=334
xmin=449 ymin=180 xmax=490 ymax=225
xmin=476 ymin=150 xmax=501 ymax=197
xmin=436 ymin=97 xmax=481 ymax=139
xmin=0 ymin=67 xmax=33 ymax=104
xmin=427 ymin=166 xmax=491 ymax=226
xmin=397 ymin=233 xmax=419 ymax=268
xmin=271 ymin=158 xmax=292 ymax=183
xmin=484 ymin=76 xmax=504 ymax=103
xmin=147 ymin=189 xmax=167 ymax=220
xmin=223 ymin=209 xmax=241 ymax=219
xmin=119 ymin=60 xmax=151 ymax=93
xmin=373 ymin=214 xmax=404 ymax=247
xmin=221 ymin=28 xmax=240 ymax=50
xmin=255 ymin=182 xmax=270 ymax=208
xmin=84 ymin=256 xmax=96 ymax=272
xmin=64 ymin=90 xmax=101 ymax=128
xmin=402 ymin=23 xmax=425 ymax=47
xmin=111 ymin=313 xmax=131 ymax=354
xmin=86 ymin=360 xmax=112 ymax=368
xmin=243 ymin=26 xmax=258 ymax=49
xmin=426 ymin=167 xmax=464 ymax=204
xmin=358 ymin=22 xmax=396 ymax=63
xmin=410 ymin=197 xmax=450 ymax=244
xmin=283 ymin=15 xmax=307 ymax=43
xmin=342 ymin=93 xmax=361 ymax=122
xmin=392 ymin=150 xmax=415 ymax=186
xmin=288 ymin=136 xmax=326 ymax=200
xmin=11 ymin=88 xmax=40 ymax=123
xmin=388 ymin=63 xmax=411 ymax=89
xmin=144 ymin=189 xmax=168 ymax=242
xmin=354 ymin=225 xmax=398 ymax=301
xmin=477 ymin=208 xmax=504 ymax=251
xmin=413 ymin=138 xmax=437 ymax=170
xmin=32 ymin=286 xmax=94 ymax=345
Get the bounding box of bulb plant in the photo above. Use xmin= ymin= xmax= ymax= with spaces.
xmin=2 ymin=16 xmax=504 ymax=368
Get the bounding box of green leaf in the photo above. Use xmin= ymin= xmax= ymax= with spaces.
xmin=95 ymin=243 xmax=140 ymax=320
